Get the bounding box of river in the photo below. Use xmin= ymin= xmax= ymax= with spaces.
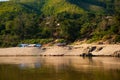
xmin=0 ymin=56 xmax=120 ymax=80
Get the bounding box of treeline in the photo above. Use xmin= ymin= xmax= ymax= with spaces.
xmin=0 ymin=0 xmax=120 ymax=47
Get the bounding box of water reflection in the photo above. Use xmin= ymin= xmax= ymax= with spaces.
xmin=19 ymin=62 xmax=41 ymax=69
xmin=0 ymin=56 xmax=120 ymax=80
xmin=0 ymin=56 xmax=120 ymax=70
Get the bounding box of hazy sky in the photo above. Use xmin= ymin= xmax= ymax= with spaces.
xmin=0 ymin=0 xmax=9 ymax=1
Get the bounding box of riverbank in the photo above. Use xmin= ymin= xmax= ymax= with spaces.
xmin=0 ymin=44 xmax=120 ymax=57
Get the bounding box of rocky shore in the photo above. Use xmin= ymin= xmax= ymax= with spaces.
xmin=0 ymin=44 xmax=120 ymax=57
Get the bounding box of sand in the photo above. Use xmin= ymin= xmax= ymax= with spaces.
xmin=0 ymin=44 xmax=120 ymax=56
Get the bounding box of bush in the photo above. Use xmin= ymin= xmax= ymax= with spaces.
xmin=55 ymin=39 xmax=66 ymax=43
xmin=20 ymin=38 xmax=54 ymax=44
xmin=115 ymin=35 xmax=120 ymax=42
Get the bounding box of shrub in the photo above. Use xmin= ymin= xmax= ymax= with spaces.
xmin=20 ymin=38 xmax=54 ymax=44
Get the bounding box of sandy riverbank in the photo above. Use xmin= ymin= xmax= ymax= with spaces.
xmin=0 ymin=44 xmax=120 ymax=56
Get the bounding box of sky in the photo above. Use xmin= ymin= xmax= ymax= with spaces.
xmin=0 ymin=0 xmax=9 ymax=2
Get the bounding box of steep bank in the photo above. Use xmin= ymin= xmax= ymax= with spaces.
xmin=0 ymin=44 xmax=120 ymax=57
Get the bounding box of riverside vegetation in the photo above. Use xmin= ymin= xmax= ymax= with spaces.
xmin=0 ymin=0 xmax=120 ymax=47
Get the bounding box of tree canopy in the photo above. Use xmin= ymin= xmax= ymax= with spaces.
xmin=0 ymin=0 xmax=120 ymax=47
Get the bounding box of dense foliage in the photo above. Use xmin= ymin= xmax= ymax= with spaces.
xmin=0 ymin=0 xmax=120 ymax=47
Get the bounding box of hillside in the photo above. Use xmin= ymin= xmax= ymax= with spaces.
xmin=1 ymin=0 xmax=112 ymax=15
xmin=0 ymin=0 xmax=120 ymax=47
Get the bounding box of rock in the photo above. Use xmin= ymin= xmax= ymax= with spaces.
xmin=67 ymin=46 xmax=73 ymax=50
xmin=42 ymin=47 xmax=46 ymax=50
xmin=89 ymin=46 xmax=96 ymax=52
xmin=113 ymin=50 xmax=120 ymax=57
xmin=83 ymin=46 xmax=96 ymax=53
xmin=97 ymin=42 xmax=104 ymax=44
xmin=81 ymin=52 xmax=93 ymax=57
xmin=95 ymin=47 xmax=103 ymax=52
xmin=83 ymin=47 xmax=90 ymax=54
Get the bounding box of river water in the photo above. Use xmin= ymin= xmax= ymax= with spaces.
xmin=0 ymin=56 xmax=120 ymax=80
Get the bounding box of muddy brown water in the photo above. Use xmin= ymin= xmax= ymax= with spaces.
xmin=0 ymin=56 xmax=120 ymax=80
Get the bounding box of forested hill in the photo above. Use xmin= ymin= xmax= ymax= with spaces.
xmin=0 ymin=0 xmax=120 ymax=47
